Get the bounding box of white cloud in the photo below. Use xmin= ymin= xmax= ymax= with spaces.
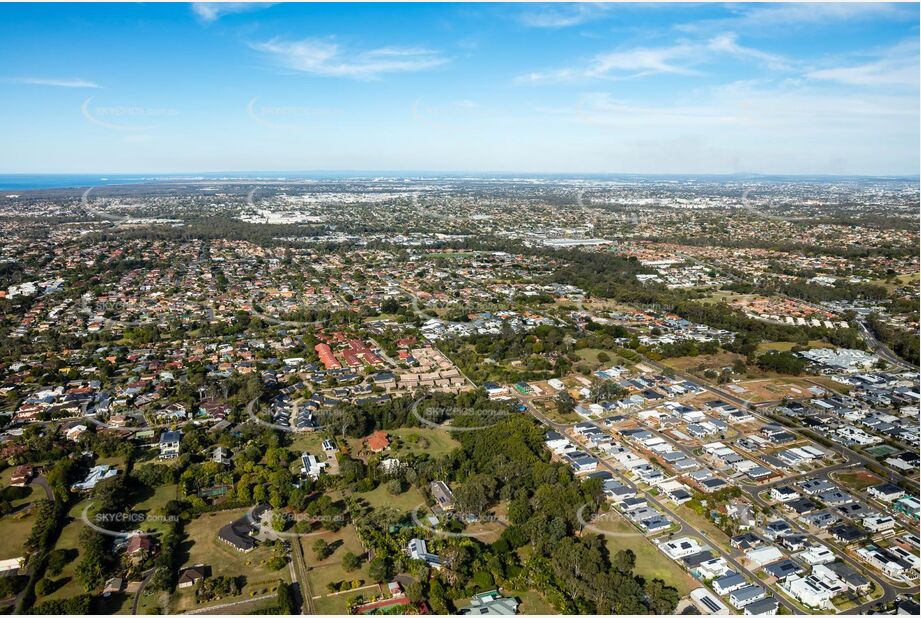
xmin=805 ymin=41 xmax=919 ymax=87
xmin=677 ymin=2 xmax=912 ymax=34
xmin=9 ymin=77 xmax=100 ymax=88
xmin=192 ymin=3 xmax=274 ymax=23
xmin=520 ymin=33 xmax=790 ymax=82
xmin=532 ymin=81 xmax=918 ymax=174
xmin=570 ymin=82 xmax=917 ymax=133
xmin=517 ymin=4 xmax=614 ymax=28
xmin=251 ymin=38 xmax=447 ymax=79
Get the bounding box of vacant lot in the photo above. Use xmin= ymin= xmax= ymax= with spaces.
xmin=756 ymin=340 xmax=834 ymax=353
xmin=289 ymin=432 xmax=327 ymax=454
xmin=833 ymin=471 xmax=882 ymax=492
xmin=574 ymin=348 xmax=619 ymax=371
xmin=588 ymin=511 xmax=697 ymax=597
xmin=356 ymin=483 xmax=426 ymax=515
xmin=390 ymin=427 xmax=459 ymax=458
xmin=662 ymin=352 xmax=745 ymax=373
xmin=300 ymin=522 xmax=371 ymax=614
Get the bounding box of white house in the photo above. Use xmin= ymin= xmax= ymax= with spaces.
xmin=71 ymin=464 xmax=118 ymax=491
xmin=782 ymin=574 xmax=840 ymax=610
xmin=300 ymin=452 xmax=327 ymax=480
xmin=863 ymin=515 xmax=897 ymax=533
xmin=159 ymin=430 xmax=181 ymax=458
xmin=407 ymin=538 xmax=441 ymax=569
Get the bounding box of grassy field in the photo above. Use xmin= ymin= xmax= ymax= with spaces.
xmin=174 ymin=508 xmax=290 ymax=613
xmin=662 ymin=352 xmax=745 ymax=373
xmin=675 ymin=506 xmax=732 ymax=554
xmin=0 ymin=469 xmax=46 ymax=561
xmin=389 ymin=427 xmax=459 ymax=458
xmin=460 ymin=502 xmax=508 ymax=544
xmin=131 ymin=483 xmax=179 ymax=535
xmin=510 ymin=589 xmax=557 ymax=614
xmin=0 ymin=508 xmax=35 ymax=561
xmin=356 ymin=483 xmax=426 ymax=515
xmin=756 ymin=340 xmax=834 ymax=353
xmin=300 ymin=522 xmax=372 ymax=614
xmin=832 ymin=471 xmax=882 ymax=492
xmin=288 ymin=432 xmax=328 ymax=454
xmin=1 ymin=468 xmax=40 ymax=510
xmin=704 ymin=290 xmax=762 ymax=304
xmin=574 ymin=348 xmax=618 ymax=371
xmin=589 ymin=512 xmax=697 ymax=596
xmin=37 ymin=504 xmax=88 ymax=603
xmin=868 ymin=273 xmax=920 ymax=293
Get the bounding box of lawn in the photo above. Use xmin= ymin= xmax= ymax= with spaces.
xmin=574 ymin=348 xmax=619 ymax=371
xmin=509 ymin=589 xmax=557 ymax=614
xmin=355 ymin=483 xmax=426 ymax=515
xmin=37 ymin=508 xmax=88 ymax=603
xmin=92 ymin=592 xmax=133 ymax=614
xmin=389 ymin=427 xmax=459 ymax=458
xmin=1 ymin=468 xmax=40 ymax=510
xmin=173 ymin=508 xmax=290 ymax=613
xmin=300 ymin=522 xmax=371 ymax=612
xmin=288 ymin=432 xmax=328 ymax=454
xmin=589 ymin=511 xmax=697 ymax=597
xmin=131 ymin=483 xmax=179 ymax=535
xmin=0 ymin=508 xmax=35 ymax=561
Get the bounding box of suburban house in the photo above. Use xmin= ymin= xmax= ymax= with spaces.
xmin=407 ymin=538 xmax=441 ymax=569
xmin=458 ymin=590 xmax=520 ymax=615
xmin=178 ymin=564 xmax=207 ymax=589
xmin=366 ymin=431 xmax=391 ymax=453
xmin=71 ymin=464 xmax=118 ymax=491
xmin=430 ymin=480 xmax=455 ymax=512
xmin=10 ymin=464 xmax=33 ymax=487
xmin=159 ymin=430 xmax=181 ymax=459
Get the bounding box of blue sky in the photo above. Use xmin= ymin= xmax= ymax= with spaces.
xmin=0 ymin=2 xmax=918 ymax=175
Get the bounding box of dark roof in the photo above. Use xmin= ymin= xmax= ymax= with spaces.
xmin=681 ymin=550 xmax=715 ymax=568
xmin=744 ymin=597 xmax=779 ymax=615
xmin=218 ymin=520 xmax=255 ymax=551
xmin=160 ymin=430 xmax=181 ymax=443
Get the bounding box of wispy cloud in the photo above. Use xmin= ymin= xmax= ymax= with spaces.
xmin=191 ymin=2 xmax=274 ymax=23
xmin=517 ymin=3 xmax=614 ymax=28
xmin=677 ymin=2 xmax=913 ymax=34
xmin=806 ymin=40 xmax=919 ymax=87
xmin=251 ymin=38 xmax=447 ymax=79
xmin=519 ymin=33 xmax=789 ymax=83
xmin=9 ymin=77 xmax=100 ymax=88
xmin=569 ymin=82 xmax=917 ymax=132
